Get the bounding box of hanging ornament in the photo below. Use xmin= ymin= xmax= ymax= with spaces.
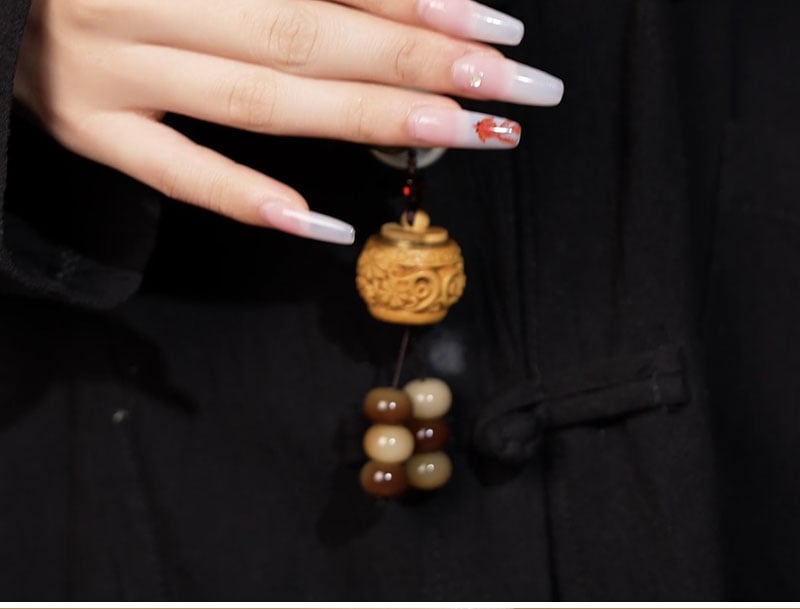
xmin=355 ymin=148 xmax=463 ymax=498
xmin=358 ymin=380 xmax=455 ymax=497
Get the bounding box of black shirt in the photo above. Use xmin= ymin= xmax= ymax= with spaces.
xmin=1 ymin=0 xmax=798 ymax=600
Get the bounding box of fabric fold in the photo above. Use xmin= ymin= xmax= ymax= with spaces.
xmin=473 ymin=344 xmax=688 ymax=464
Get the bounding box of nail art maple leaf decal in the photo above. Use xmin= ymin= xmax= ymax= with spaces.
xmin=474 ymin=117 xmax=521 ymax=145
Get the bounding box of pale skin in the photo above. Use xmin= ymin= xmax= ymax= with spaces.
xmin=13 ymin=0 xmax=564 ymax=244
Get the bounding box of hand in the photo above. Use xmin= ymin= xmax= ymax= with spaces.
xmin=13 ymin=0 xmax=563 ymax=244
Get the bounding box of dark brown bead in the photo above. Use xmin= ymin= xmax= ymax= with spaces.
xmin=363 ymin=387 xmax=412 ymax=424
xmin=359 ymin=460 xmax=408 ymax=498
xmin=407 ymin=419 xmax=450 ymax=453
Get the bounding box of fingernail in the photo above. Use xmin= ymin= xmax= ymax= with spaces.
xmin=408 ymin=107 xmax=521 ymax=149
xmin=417 ymin=0 xmax=524 ymax=46
xmin=452 ymin=52 xmax=564 ymax=106
xmin=260 ymin=202 xmax=355 ymax=245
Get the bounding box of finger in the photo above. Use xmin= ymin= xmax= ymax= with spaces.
xmin=129 ymin=48 xmax=526 ymax=149
xmin=120 ymin=1 xmax=562 ymax=106
xmin=119 ymin=0 xmax=524 ymax=50
xmin=334 ymin=0 xmax=526 ymax=46
xmin=70 ymin=112 xmax=355 ymax=244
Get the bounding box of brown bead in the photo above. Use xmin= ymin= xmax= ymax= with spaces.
xmin=408 ymin=419 xmax=450 ymax=453
xmin=360 ymin=460 xmax=408 ymax=498
xmin=363 ymin=387 xmax=412 ymax=424
xmin=406 ymin=452 xmax=452 ymax=490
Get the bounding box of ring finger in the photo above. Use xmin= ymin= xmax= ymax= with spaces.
xmin=131 ymin=47 xmax=527 ymax=149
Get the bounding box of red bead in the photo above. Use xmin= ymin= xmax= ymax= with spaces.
xmin=408 ymin=419 xmax=450 ymax=453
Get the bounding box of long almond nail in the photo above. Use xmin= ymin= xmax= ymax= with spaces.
xmin=260 ymin=202 xmax=355 ymax=245
xmin=453 ymin=53 xmax=564 ymax=106
xmin=408 ymin=107 xmax=521 ymax=149
xmin=418 ymin=0 xmax=524 ymax=45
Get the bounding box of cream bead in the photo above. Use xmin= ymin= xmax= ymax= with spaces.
xmin=362 ymin=424 xmax=415 ymax=463
xmin=403 ymin=378 xmax=452 ymax=419
xmin=406 ymin=452 xmax=453 ymax=490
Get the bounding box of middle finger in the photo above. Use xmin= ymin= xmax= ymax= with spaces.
xmin=128 ymin=0 xmax=564 ymax=106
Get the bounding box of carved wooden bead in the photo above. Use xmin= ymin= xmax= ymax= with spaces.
xmin=403 ymin=378 xmax=452 ymax=420
xmin=360 ymin=460 xmax=408 ymax=498
xmin=406 ymin=451 xmax=452 ymax=490
xmin=363 ymin=424 xmax=415 ymax=463
xmin=363 ymin=387 xmax=412 ymax=424
xmin=408 ymin=419 xmax=450 ymax=453
xmin=355 ymin=211 xmax=466 ymax=325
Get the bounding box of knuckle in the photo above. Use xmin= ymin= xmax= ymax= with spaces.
xmin=199 ymin=172 xmax=235 ymax=217
xmin=222 ymin=73 xmax=278 ymax=129
xmin=156 ymin=162 xmax=232 ymax=218
xmin=347 ymin=95 xmax=378 ymax=142
xmin=392 ymin=37 xmax=422 ymax=83
xmin=353 ymin=0 xmax=382 ymax=13
xmin=153 ymin=162 xmax=184 ymax=202
xmin=45 ymin=104 xmax=95 ymax=150
xmin=266 ymin=6 xmax=320 ymax=68
xmin=63 ymin=0 xmax=118 ymax=29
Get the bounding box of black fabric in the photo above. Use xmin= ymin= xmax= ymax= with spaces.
xmin=3 ymin=113 xmax=161 ymax=306
xmin=0 ymin=0 xmax=798 ymax=601
xmin=474 ymin=344 xmax=687 ymax=464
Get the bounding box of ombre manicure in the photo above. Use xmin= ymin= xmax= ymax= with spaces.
xmin=260 ymin=202 xmax=355 ymax=245
xmin=453 ymin=53 xmax=564 ymax=106
xmin=408 ymin=107 xmax=521 ymax=149
xmin=418 ymin=0 xmax=524 ymax=46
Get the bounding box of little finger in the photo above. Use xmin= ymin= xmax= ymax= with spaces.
xmin=76 ymin=112 xmax=356 ymax=244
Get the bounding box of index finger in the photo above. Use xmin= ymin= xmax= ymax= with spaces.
xmin=335 ymin=0 xmax=525 ymax=46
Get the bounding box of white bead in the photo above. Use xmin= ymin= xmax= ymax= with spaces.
xmin=403 ymin=378 xmax=452 ymax=419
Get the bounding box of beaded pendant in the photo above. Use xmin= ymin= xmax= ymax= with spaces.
xmin=355 ymin=149 xmax=465 ymax=498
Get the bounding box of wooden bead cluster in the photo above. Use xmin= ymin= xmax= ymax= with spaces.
xmin=360 ymin=378 xmax=453 ymax=498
